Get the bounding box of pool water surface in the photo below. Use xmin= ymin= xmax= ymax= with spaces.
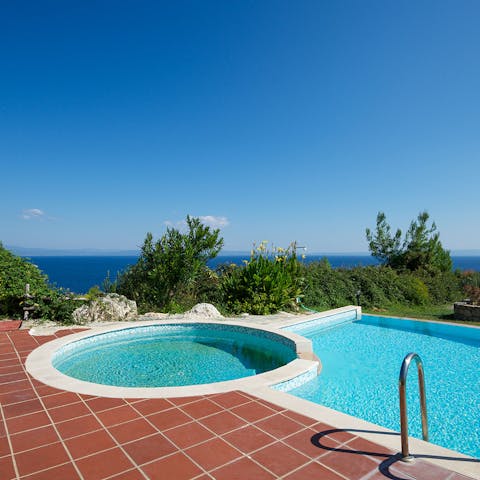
xmin=53 ymin=323 xmax=297 ymax=387
xmin=287 ymin=315 xmax=480 ymax=459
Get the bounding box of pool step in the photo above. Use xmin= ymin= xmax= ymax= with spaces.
xmin=282 ymin=311 xmax=357 ymax=336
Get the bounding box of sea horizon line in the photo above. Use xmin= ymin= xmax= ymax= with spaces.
xmin=7 ymin=245 xmax=480 ymax=257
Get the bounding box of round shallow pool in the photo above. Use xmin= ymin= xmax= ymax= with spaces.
xmin=26 ymin=320 xmax=317 ymax=397
xmin=53 ymin=323 xmax=298 ymax=387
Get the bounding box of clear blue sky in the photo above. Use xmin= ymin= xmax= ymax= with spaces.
xmin=1 ymin=1 xmax=479 ymax=252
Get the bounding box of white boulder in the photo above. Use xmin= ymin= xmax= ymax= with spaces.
xmin=72 ymin=294 xmax=137 ymax=324
xmin=184 ymin=303 xmax=223 ymax=319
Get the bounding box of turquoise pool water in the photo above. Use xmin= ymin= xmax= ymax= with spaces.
xmin=288 ymin=315 xmax=480 ymax=459
xmin=53 ymin=323 xmax=296 ymax=387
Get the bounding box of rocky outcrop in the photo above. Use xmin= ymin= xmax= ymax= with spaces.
xmin=72 ymin=294 xmax=137 ymax=324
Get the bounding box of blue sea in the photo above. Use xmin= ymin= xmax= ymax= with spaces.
xmin=26 ymin=255 xmax=480 ymax=294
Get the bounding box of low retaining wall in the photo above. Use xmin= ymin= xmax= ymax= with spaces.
xmin=454 ymin=302 xmax=480 ymax=322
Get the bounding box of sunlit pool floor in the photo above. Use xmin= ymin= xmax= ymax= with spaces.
xmin=0 ymin=329 xmax=476 ymax=479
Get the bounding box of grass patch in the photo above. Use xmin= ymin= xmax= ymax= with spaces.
xmin=362 ymin=304 xmax=480 ymax=326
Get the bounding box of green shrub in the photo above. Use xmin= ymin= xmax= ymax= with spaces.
xmin=0 ymin=243 xmax=81 ymax=323
xmin=397 ymin=275 xmax=430 ymax=305
xmin=0 ymin=243 xmax=51 ymax=317
xmin=302 ymin=259 xmax=354 ymax=309
xmin=86 ymin=285 xmax=103 ymax=300
xmin=301 ymin=263 xmax=459 ymax=310
xmin=35 ymin=290 xmax=83 ymax=324
xmin=116 ymin=216 xmax=223 ymax=312
xmin=220 ymin=242 xmax=304 ymax=315
xmin=347 ymin=267 xmax=392 ymax=307
xmin=417 ymin=270 xmax=462 ymax=304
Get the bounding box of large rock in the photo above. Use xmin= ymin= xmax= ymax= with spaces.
xmin=184 ymin=303 xmax=223 ymax=319
xmin=72 ymin=294 xmax=137 ymax=324
xmin=138 ymin=312 xmax=169 ymax=320
xmin=138 ymin=303 xmax=223 ymax=322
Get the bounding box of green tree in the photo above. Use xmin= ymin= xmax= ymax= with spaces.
xmin=365 ymin=212 xmax=402 ymax=267
xmin=116 ymin=216 xmax=224 ymax=311
xmin=0 ymin=243 xmax=79 ymax=322
xmin=366 ymin=211 xmax=452 ymax=273
xmin=401 ymin=211 xmax=452 ymax=272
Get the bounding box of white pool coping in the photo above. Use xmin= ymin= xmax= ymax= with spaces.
xmin=25 ymin=318 xmax=318 ymax=398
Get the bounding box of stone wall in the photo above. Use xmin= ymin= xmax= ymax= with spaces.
xmin=453 ymin=302 xmax=480 ymax=322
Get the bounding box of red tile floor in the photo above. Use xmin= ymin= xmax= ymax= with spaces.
xmin=0 ymin=329 xmax=476 ymax=479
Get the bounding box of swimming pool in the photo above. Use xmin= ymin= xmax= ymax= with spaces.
xmin=53 ymin=323 xmax=298 ymax=387
xmin=26 ymin=320 xmax=318 ymax=398
xmin=286 ymin=314 xmax=480 ymax=459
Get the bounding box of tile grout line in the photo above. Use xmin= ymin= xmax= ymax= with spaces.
xmin=174 ymin=398 xmax=289 ymax=479
xmin=252 ymin=422 xmax=352 ymax=480
xmin=6 ymin=330 xmax=85 ymax=480
xmin=272 ymin=431 xmax=371 ymax=480
xmin=215 ymin=396 xmax=405 ymax=480
xmin=341 ymin=435 xmax=396 ymax=472
xmin=101 ymin=466 xmax=155 ymax=480
xmin=249 ymin=428 xmax=346 ymax=480
xmin=0 ymin=370 xmax=26 ymax=376
xmin=6 ymin=425 xmax=105 ymax=457
xmin=0 ymin=401 xmax=20 ymax=479
xmin=0 ymin=379 xmax=32 ymax=388
xmin=277 ymin=456 xmax=351 ymax=480
xmin=76 ymin=395 xmax=157 ymax=480
xmin=14 ymin=461 xmax=80 ymax=480
xmin=2 ymin=396 xmax=84 ymax=419
xmin=310 ymin=435 xmax=384 ymax=480
xmin=358 ymin=461 xmax=416 ymax=480
xmin=163 ymin=394 xmax=339 ymax=478
xmin=126 ymin=397 xmax=215 ymax=478
xmin=6 ymin=411 xmax=101 ymax=442
xmin=127 ymin=394 xmax=279 ymax=477
xmin=201 ymin=396 xmax=284 ymax=429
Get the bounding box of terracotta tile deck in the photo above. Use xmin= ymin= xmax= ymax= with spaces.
xmin=0 ymin=329 xmax=477 ymax=479
xmin=0 ymin=321 xmax=22 ymax=333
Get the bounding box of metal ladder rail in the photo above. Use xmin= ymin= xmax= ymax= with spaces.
xmin=398 ymin=352 xmax=429 ymax=462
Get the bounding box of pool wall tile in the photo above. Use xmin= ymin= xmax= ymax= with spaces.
xmin=283 ymin=309 xmax=358 ymax=336
xmin=271 ymin=364 xmax=318 ymax=392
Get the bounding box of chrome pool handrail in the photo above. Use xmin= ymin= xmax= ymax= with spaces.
xmin=398 ymin=352 xmax=429 ymax=462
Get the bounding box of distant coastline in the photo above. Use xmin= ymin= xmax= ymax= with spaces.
xmin=9 ymin=245 xmax=480 ymax=257
xmin=24 ymin=253 xmax=480 ymax=294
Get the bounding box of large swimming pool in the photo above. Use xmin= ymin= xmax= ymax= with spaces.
xmin=287 ymin=314 xmax=480 ymax=459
